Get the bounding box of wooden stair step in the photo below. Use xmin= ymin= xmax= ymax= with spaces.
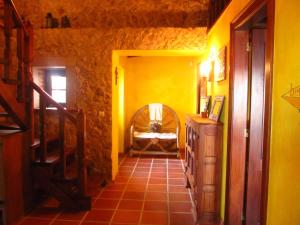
xmin=32 ymin=147 xmax=76 ymax=166
xmin=31 ymin=138 xmax=60 ymax=150
xmin=0 ymin=129 xmax=21 ymax=136
xmin=0 ymin=112 xmax=9 ymax=117
xmin=0 ymin=123 xmax=20 ymax=130
xmin=33 ymin=151 xmax=60 ymax=165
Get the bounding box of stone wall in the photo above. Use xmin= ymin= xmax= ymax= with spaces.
xmin=15 ymin=0 xmax=209 ymax=28
xmin=33 ymin=27 xmax=207 ymax=178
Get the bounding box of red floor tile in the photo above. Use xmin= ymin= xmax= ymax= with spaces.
xmin=57 ymin=210 xmax=86 ymax=220
xmin=141 ymin=211 xmax=168 ymax=225
xmin=29 ymin=207 xmax=60 ymax=219
xmin=84 ymin=209 xmax=114 ymax=222
xmin=147 ymin=184 xmax=167 ymax=192
xmin=152 ymin=167 xmax=167 ymax=172
xmin=168 ymin=160 xmax=182 ymax=164
xmin=150 ymin=172 xmax=167 ymax=178
xmin=18 ymin=156 xmax=195 ymax=225
xmin=168 ymin=173 xmax=185 ymax=179
xmin=51 ymin=221 xmax=81 ymax=225
xmin=126 ymin=183 xmax=147 ymax=192
xmin=114 ymin=176 xmax=129 ymax=183
xmin=169 ymin=202 xmax=193 ymax=212
xmin=93 ymin=199 xmax=119 ymax=209
xmin=122 ymin=162 xmax=136 ymax=166
xmin=135 ymin=167 xmax=151 ymax=172
xmin=169 ymin=193 xmax=191 ymax=202
xmin=168 ymin=178 xmax=185 ymax=185
xmin=170 ymin=213 xmax=195 ymax=225
xmin=169 ymin=164 xmax=183 ymax=169
xmin=129 ymin=177 xmax=148 ymax=184
xmin=136 ymin=163 xmax=152 ymax=167
xmin=145 ymin=192 xmax=167 ymax=201
xmin=104 ymin=183 xmax=126 ymax=191
xmin=18 ymin=218 xmax=52 ymax=225
xmin=112 ymin=210 xmax=141 ymax=224
xmin=119 ymin=166 xmax=134 ymax=172
xmin=169 ymin=185 xmax=189 ymax=193
xmin=118 ymin=200 xmax=143 ymax=210
xmin=118 ymin=170 xmax=132 ymax=176
xmin=152 ymin=164 xmax=167 ymax=168
xmin=149 ymin=178 xmax=167 ymax=185
xmin=139 ymin=159 xmax=153 ymax=163
xmin=123 ymin=191 xmax=145 ymax=200
xmin=153 ymin=159 xmax=167 ymax=163
xmin=168 ymin=168 xmax=183 ymax=173
xmin=132 ymin=171 xmax=149 ymax=177
xmin=144 ymin=201 xmax=168 ymax=211
xmin=81 ymin=222 xmax=109 ymax=225
xmin=99 ymin=191 xmax=123 ymax=199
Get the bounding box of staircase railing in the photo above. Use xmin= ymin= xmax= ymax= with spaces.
xmin=31 ymin=82 xmax=87 ymax=195
xmin=3 ymin=0 xmax=32 ymax=102
xmin=2 ymin=0 xmax=88 ymax=198
xmin=0 ymin=0 xmax=33 ymax=131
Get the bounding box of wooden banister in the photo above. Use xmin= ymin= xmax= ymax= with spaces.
xmin=31 ymin=82 xmax=77 ymax=124
xmin=4 ymin=0 xmax=29 ymax=34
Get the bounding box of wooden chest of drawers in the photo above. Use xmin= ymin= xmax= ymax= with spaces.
xmin=185 ymin=115 xmax=223 ymax=224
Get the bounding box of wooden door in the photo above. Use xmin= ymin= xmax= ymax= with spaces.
xmin=227 ymin=30 xmax=249 ymax=225
xmin=245 ymin=28 xmax=266 ymax=225
xmin=227 ymin=28 xmax=267 ymax=225
xmin=226 ymin=2 xmax=274 ymax=225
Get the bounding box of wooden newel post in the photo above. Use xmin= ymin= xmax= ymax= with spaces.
xmin=77 ymin=110 xmax=87 ymax=195
xmin=39 ymin=97 xmax=47 ymax=162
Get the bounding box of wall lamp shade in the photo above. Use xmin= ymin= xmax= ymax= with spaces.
xmin=199 ymin=60 xmax=212 ymax=78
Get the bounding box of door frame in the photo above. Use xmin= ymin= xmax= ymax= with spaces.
xmin=225 ymin=0 xmax=275 ymax=225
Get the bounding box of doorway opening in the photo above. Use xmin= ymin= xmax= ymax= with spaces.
xmin=226 ymin=1 xmax=274 ymax=225
xmin=111 ymin=50 xmax=203 ymax=179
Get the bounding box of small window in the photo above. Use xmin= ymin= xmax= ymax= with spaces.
xmin=51 ymin=75 xmax=66 ymax=103
xmin=46 ymin=69 xmax=66 ymax=105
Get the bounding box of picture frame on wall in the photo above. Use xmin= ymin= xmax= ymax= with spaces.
xmin=209 ymin=96 xmax=225 ymax=121
xmin=214 ymin=47 xmax=226 ymax=82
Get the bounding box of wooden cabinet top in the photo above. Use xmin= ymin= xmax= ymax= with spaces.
xmin=185 ymin=114 xmax=223 ymax=126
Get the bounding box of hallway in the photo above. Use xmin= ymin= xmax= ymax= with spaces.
xmin=18 ymin=157 xmax=195 ymax=225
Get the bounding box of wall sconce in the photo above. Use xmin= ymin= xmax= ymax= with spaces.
xmin=199 ymin=60 xmax=212 ymax=81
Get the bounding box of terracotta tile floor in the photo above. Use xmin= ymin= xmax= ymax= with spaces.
xmin=18 ymin=156 xmax=195 ymax=225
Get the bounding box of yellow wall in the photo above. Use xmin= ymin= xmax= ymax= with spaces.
xmin=268 ymin=1 xmax=300 ymax=224
xmin=124 ymin=56 xmax=198 ymax=150
xmin=207 ymin=0 xmax=300 ymax=224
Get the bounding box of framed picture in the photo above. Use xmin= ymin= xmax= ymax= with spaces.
xmin=200 ymin=96 xmax=210 ymax=113
xmin=209 ymin=96 xmax=225 ymax=121
xmin=214 ymin=47 xmax=226 ymax=82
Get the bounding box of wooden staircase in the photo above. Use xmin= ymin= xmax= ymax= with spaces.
xmin=30 ymin=83 xmax=91 ymax=210
xmin=0 ymin=1 xmax=91 ymax=221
